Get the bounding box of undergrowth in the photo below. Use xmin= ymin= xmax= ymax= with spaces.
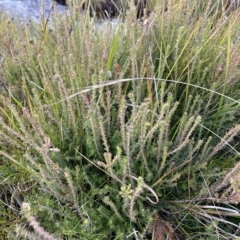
xmin=0 ymin=0 xmax=240 ymax=239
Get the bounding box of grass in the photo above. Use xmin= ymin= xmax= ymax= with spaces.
xmin=0 ymin=0 xmax=240 ymax=239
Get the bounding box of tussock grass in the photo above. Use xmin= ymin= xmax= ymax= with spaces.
xmin=0 ymin=1 xmax=240 ymax=239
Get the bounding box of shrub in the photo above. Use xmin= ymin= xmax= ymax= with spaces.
xmin=0 ymin=1 xmax=240 ymax=239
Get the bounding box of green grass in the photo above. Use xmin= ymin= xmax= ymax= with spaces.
xmin=0 ymin=0 xmax=240 ymax=239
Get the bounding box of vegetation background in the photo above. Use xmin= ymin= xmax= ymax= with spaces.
xmin=0 ymin=0 xmax=240 ymax=239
